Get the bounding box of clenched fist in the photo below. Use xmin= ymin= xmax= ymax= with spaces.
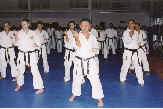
xmin=72 ymin=31 xmax=81 ymax=48
xmin=64 ymin=31 xmax=69 ymax=42
xmin=14 ymin=31 xmax=18 ymax=41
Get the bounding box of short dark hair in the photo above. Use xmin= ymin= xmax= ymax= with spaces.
xmin=21 ymin=18 xmax=29 ymax=23
xmin=80 ymin=18 xmax=90 ymax=24
xmin=68 ymin=21 xmax=76 ymax=26
xmin=128 ymin=19 xmax=135 ymax=23
xmin=135 ymin=23 xmax=141 ymax=27
xmin=3 ymin=21 xmax=10 ymax=27
xmin=37 ymin=21 xmax=43 ymax=25
xmin=109 ymin=23 xmax=113 ymax=28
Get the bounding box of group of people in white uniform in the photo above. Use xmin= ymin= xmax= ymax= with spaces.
xmin=46 ymin=24 xmax=64 ymax=54
xmin=0 ymin=18 xmax=150 ymax=107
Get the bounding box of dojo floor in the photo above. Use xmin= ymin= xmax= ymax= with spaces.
xmin=0 ymin=51 xmax=163 ymax=108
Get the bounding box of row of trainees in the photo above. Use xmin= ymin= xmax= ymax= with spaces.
xmin=0 ymin=21 xmax=150 ymax=56
xmin=40 ymin=22 xmax=149 ymax=58
xmin=0 ymin=21 xmax=126 ymax=53
xmin=0 ymin=19 xmax=104 ymax=107
xmin=44 ymin=22 xmax=163 ymax=42
xmin=0 ymin=21 xmax=157 ymax=44
xmin=42 ymin=22 xmax=125 ymax=57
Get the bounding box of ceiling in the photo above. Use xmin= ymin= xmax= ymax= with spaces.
xmin=0 ymin=0 xmax=162 ymax=17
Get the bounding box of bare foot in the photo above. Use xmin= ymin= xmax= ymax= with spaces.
xmin=128 ymin=69 xmax=134 ymax=73
xmin=120 ymin=80 xmax=125 ymax=84
xmin=12 ymin=77 xmax=17 ymax=82
xmin=128 ymin=69 xmax=131 ymax=73
xmin=97 ymin=99 xmax=104 ymax=107
xmin=35 ymin=89 xmax=44 ymax=95
xmin=14 ymin=85 xmax=21 ymax=92
xmin=140 ymin=83 xmax=144 ymax=87
xmin=69 ymin=95 xmax=75 ymax=102
xmin=64 ymin=79 xmax=70 ymax=83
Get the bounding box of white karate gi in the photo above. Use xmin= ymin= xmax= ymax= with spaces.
xmin=138 ymin=30 xmax=150 ymax=72
xmin=47 ymin=27 xmax=55 ymax=54
xmin=129 ymin=30 xmax=150 ymax=72
xmin=64 ymin=30 xmax=76 ymax=82
xmin=117 ymin=28 xmax=124 ymax=49
xmin=55 ymin=30 xmax=63 ymax=53
xmin=120 ymin=29 xmax=144 ymax=85
xmin=97 ymin=30 xmax=106 ymax=55
xmin=105 ymin=28 xmax=117 ymax=57
xmin=15 ymin=29 xmax=44 ymax=89
xmin=142 ymin=30 xmax=149 ymax=54
xmin=72 ymin=32 xmax=104 ymax=99
xmin=0 ymin=31 xmax=17 ymax=78
xmin=90 ymin=28 xmax=98 ymax=38
xmin=51 ymin=27 xmax=56 ymax=50
xmin=35 ymin=29 xmax=49 ymax=73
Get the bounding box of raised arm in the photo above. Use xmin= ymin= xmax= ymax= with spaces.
xmin=64 ymin=30 xmax=69 ymax=42
xmin=72 ymin=31 xmax=81 ymax=48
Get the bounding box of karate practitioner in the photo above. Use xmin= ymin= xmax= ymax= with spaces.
xmin=51 ymin=24 xmax=56 ymax=50
xmin=69 ymin=19 xmax=104 ymax=107
xmin=90 ymin=25 xmax=98 ymax=39
xmin=128 ymin=23 xmax=150 ymax=75
xmin=117 ymin=27 xmax=124 ymax=49
xmin=55 ymin=26 xmax=64 ymax=53
xmin=104 ymin=23 xmax=117 ymax=58
xmin=64 ymin=21 xmax=76 ymax=82
xmin=35 ymin=21 xmax=49 ymax=73
xmin=97 ymin=26 xmax=107 ymax=56
xmin=135 ymin=23 xmax=150 ymax=75
xmin=14 ymin=19 xmax=44 ymax=94
xmin=0 ymin=21 xmax=17 ymax=81
xmin=47 ymin=23 xmax=55 ymax=54
xmin=120 ymin=19 xmax=144 ymax=86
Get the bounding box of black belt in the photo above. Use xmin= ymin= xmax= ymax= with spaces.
xmin=139 ymin=44 xmax=147 ymax=53
xmin=124 ymin=48 xmax=141 ymax=66
xmin=106 ymin=37 xmax=114 ymax=40
xmin=56 ymin=38 xmax=63 ymax=46
xmin=40 ymin=42 xmax=48 ymax=57
xmin=75 ymin=55 xmax=98 ymax=76
xmin=64 ymin=47 xmax=75 ymax=52
xmin=65 ymin=47 xmax=75 ymax=61
xmin=97 ymin=40 xmax=105 ymax=50
xmin=18 ymin=49 xmax=40 ymax=66
xmin=0 ymin=45 xmax=14 ymax=62
xmin=141 ymin=43 xmax=148 ymax=53
xmin=56 ymin=38 xmax=63 ymax=40
xmin=105 ymin=37 xmax=114 ymax=46
xmin=41 ymin=42 xmax=48 ymax=46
